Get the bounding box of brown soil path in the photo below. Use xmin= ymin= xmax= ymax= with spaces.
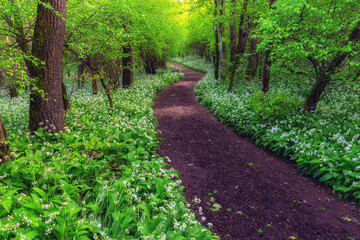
xmin=154 ymin=63 xmax=360 ymax=240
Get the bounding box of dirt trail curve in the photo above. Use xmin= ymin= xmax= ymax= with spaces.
xmin=154 ymin=63 xmax=360 ymax=240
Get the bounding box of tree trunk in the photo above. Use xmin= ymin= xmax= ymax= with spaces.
xmin=213 ymin=0 xmax=220 ymax=80
xmin=228 ymin=0 xmax=249 ymax=92
xmin=213 ymin=25 xmax=220 ymax=80
xmin=9 ymin=83 xmax=18 ymax=98
xmin=92 ymin=76 xmax=98 ymax=95
xmin=301 ymin=21 xmax=360 ymax=112
xmin=5 ymin=36 xmax=19 ymax=98
xmin=0 ymin=116 xmax=8 ymax=160
xmin=123 ymin=45 xmax=134 ymax=88
xmin=99 ymin=76 xmax=114 ymax=111
xmin=261 ymin=49 xmax=271 ymax=93
xmin=301 ymin=73 xmax=329 ymax=112
xmin=219 ymin=0 xmax=226 ymax=82
xmin=260 ymin=0 xmax=276 ymax=93
xmin=62 ymin=80 xmax=70 ymax=112
xmin=158 ymin=54 xmax=167 ymax=69
xmin=142 ymin=50 xmax=158 ymax=75
xmin=77 ymin=62 xmax=86 ymax=88
xmin=106 ymin=63 xmax=118 ymax=90
xmin=28 ymin=0 xmax=66 ymax=133
xmin=227 ymin=0 xmax=237 ymax=91
xmin=245 ymin=37 xmax=258 ymax=81
xmin=205 ymin=48 xmax=211 ymax=62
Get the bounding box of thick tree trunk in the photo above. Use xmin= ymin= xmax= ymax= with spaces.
xmin=123 ymin=45 xmax=134 ymax=88
xmin=245 ymin=37 xmax=258 ymax=81
xmin=301 ymin=73 xmax=329 ymax=112
xmin=28 ymin=0 xmax=66 ymax=133
xmin=301 ymin=21 xmax=360 ymax=112
xmin=0 ymin=116 xmax=8 ymax=160
xmin=261 ymin=49 xmax=271 ymax=93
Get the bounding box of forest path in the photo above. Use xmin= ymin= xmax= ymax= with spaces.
xmin=154 ymin=63 xmax=360 ymax=240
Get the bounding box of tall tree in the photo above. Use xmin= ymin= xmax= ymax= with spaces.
xmin=302 ymin=21 xmax=360 ymax=112
xmin=258 ymin=0 xmax=360 ymax=111
xmin=228 ymin=0 xmax=238 ymax=85
xmin=28 ymin=0 xmax=66 ymax=132
xmin=261 ymin=0 xmax=276 ymax=93
xmin=213 ymin=0 xmax=220 ymax=80
xmin=219 ymin=0 xmax=227 ymax=82
xmin=228 ymin=0 xmax=249 ymax=92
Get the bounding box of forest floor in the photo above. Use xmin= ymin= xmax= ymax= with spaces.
xmin=154 ymin=63 xmax=360 ymax=240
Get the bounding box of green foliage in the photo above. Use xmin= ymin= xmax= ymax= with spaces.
xmin=249 ymin=92 xmax=300 ymax=121
xmin=256 ymin=0 xmax=360 ymax=94
xmin=0 ymin=67 xmax=215 ymax=239
xmin=66 ymin=0 xmax=185 ymax=72
xmin=179 ymin=55 xmax=360 ymax=203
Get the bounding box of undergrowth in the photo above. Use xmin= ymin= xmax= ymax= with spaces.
xmin=0 ymin=66 xmax=216 ymax=239
xmin=173 ymin=55 xmax=360 ymax=203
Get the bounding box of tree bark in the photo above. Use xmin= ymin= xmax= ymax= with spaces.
xmin=28 ymin=0 xmax=66 ymax=133
xmin=123 ymin=44 xmax=134 ymax=88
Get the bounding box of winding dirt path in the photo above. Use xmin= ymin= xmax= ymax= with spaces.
xmin=154 ymin=63 xmax=360 ymax=240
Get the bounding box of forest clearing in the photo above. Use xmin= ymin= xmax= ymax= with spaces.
xmin=1 ymin=0 xmax=360 ymax=239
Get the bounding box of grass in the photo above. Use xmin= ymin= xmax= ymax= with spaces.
xmin=173 ymin=55 xmax=360 ymax=203
xmin=0 ymin=66 xmax=216 ymax=239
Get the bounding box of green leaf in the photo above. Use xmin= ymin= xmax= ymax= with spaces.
xmin=77 ymin=236 xmax=91 ymax=240
xmin=320 ymin=173 xmax=333 ymax=182
xmin=137 ymin=203 xmax=150 ymax=219
xmin=0 ymin=198 xmax=12 ymax=213
xmin=24 ymin=231 xmax=39 ymax=239
xmin=33 ymin=187 xmax=47 ymax=199
xmin=85 ymin=203 xmax=102 ymax=214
